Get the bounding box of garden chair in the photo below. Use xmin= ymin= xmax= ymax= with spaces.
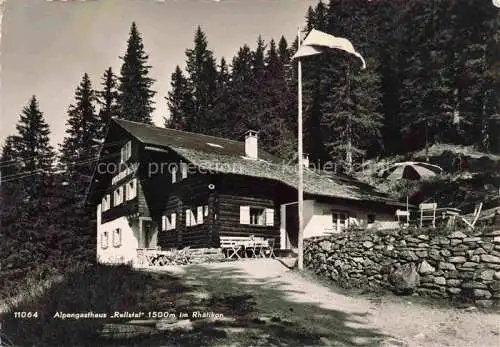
xmin=395 ymin=209 xmax=409 ymax=227
xmin=264 ymin=238 xmax=277 ymax=258
xmin=419 ymin=203 xmax=437 ymax=228
xmin=246 ymin=235 xmax=258 ymax=258
xmin=459 ymin=202 xmax=483 ymax=230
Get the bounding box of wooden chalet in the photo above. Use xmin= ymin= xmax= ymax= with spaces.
xmin=87 ymin=119 xmax=406 ymax=265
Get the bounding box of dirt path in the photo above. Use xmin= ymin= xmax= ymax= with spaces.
xmin=156 ymin=258 xmax=500 ymax=347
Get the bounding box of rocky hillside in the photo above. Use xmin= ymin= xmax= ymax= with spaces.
xmin=354 ymin=144 xmax=500 ymax=216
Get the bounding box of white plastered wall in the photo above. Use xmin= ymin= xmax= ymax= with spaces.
xmin=96 ymin=204 xmax=140 ymax=264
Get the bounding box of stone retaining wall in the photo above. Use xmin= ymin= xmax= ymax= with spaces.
xmin=304 ymin=227 xmax=500 ymax=308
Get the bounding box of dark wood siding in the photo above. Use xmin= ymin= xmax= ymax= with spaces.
xmin=215 ymin=175 xmax=281 ymax=243
xmin=153 ymin=172 xmax=215 ymax=249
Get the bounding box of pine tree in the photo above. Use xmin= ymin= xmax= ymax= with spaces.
xmin=0 ymin=136 xmax=24 ymax=233
xmin=165 ymin=65 xmax=195 ymax=130
xmin=301 ymin=0 xmax=382 ymax=172
xmin=252 ymin=36 xmax=267 ymax=82
xmin=372 ymin=0 xmax=407 ymax=155
xmin=117 ymin=22 xmax=156 ymax=124
xmin=222 ymin=44 xmax=257 ymax=138
xmin=1 ymin=96 xmax=56 ymax=272
xmin=59 ymin=73 xmax=101 ymax=196
xmin=206 ymin=57 xmax=232 ymax=137
xmin=398 ymin=0 xmax=456 ymax=157
xmin=12 ymin=96 xmax=55 ymax=185
xmin=56 ymin=73 xmax=101 ymax=268
xmin=185 ymin=26 xmax=218 ymax=133
xmin=261 ymin=38 xmax=297 ymax=158
xmin=97 ymin=67 xmax=119 ymax=136
xmin=217 ymin=57 xmax=230 ymax=90
xmin=0 ymin=136 xmax=20 ymax=179
xmin=449 ymin=0 xmax=500 ymax=152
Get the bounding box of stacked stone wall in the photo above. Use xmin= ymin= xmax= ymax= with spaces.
xmin=304 ymin=227 xmax=500 ymax=308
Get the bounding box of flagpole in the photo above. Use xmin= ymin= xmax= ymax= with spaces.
xmin=297 ymin=26 xmax=304 ymax=270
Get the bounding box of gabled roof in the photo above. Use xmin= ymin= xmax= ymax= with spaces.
xmin=105 ymin=118 xmax=405 ymax=207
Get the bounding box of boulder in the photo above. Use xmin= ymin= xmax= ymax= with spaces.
xmin=389 ymin=263 xmax=420 ymax=295
xmin=449 ymin=256 xmax=467 ymax=264
xmin=400 ymin=250 xmax=419 ymax=261
xmin=440 ymin=249 xmax=451 ymax=257
xmin=473 ymin=289 xmax=492 ymax=299
xmin=418 ymin=260 xmax=435 ymax=274
xmin=474 ymin=269 xmax=495 ymax=281
xmin=480 ymin=255 xmax=500 ymax=263
xmin=447 ymin=279 xmax=461 ymax=287
xmin=449 ymin=231 xmax=467 ymax=238
xmin=438 ymin=262 xmax=456 ymax=271
xmin=434 ymin=277 xmax=446 ymax=286
xmin=363 ymin=241 xmax=374 ymax=249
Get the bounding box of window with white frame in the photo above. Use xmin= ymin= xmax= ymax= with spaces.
xmin=125 ymin=179 xmax=137 ymax=200
xmin=120 ymin=141 xmax=132 ymax=163
xmin=171 ymin=165 xmax=177 ymax=183
xmin=162 ymin=213 xmax=177 ymax=231
xmin=101 ymin=231 xmax=109 ymax=249
xmin=240 ymin=206 xmax=274 ymax=226
xmin=114 ymin=186 xmax=124 ymax=206
xmin=101 ymin=194 xmax=111 ymax=212
xmin=332 ymin=211 xmax=349 ymax=231
xmin=113 ymin=228 xmax=122 ymax=247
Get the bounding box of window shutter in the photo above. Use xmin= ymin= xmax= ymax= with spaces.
xmin=171 ymin=213 xmax=176 ymax=229
xmin=265 ymin=208 xmax=275 ymax=226
xmin=162 ymin=216 xmax=167 ymax=230
xmin=204 ymin=205 xmax=209 ymax=217
xmin=185 ymin=209 xmax=191 ymax=226
xmin=129 ymin=179 xmax=137 ymax=199
xmin=197 ymin=206 xmax=203 ymax=224
xmin=171 ymin=166 xmax=177 ymax=183
xmin=240 ymin=206 xmax=250 ymax=224
xmin=181 ymin=162 xmax=188 ymax=179
xmin=114 ymin=189 xmax=121 ymax=206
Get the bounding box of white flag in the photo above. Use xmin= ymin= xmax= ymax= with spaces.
xmin=293 ymin=29 xmax=366 ymax=69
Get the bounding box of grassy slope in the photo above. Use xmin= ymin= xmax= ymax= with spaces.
xmin=1 ymin=265 xmax=187 ymax=346
xmin=1 ymin=264 xmax=354 ymax=347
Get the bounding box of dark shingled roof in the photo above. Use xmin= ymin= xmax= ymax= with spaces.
xmin=114 ymin=119 xmax=405 ymax=207
xmin=114 ymin=118 xmax=280 ymax=162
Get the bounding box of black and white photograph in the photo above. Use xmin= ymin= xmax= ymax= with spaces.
xmin=0 ymin=0 xmax=499 ymax=345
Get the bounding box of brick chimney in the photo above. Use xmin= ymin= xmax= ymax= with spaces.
xmin=245 ymin=130 xmax=258 ymax=159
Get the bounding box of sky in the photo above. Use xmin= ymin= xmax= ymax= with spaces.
xmin=0 ymin=0 xmax=318 ymax=147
